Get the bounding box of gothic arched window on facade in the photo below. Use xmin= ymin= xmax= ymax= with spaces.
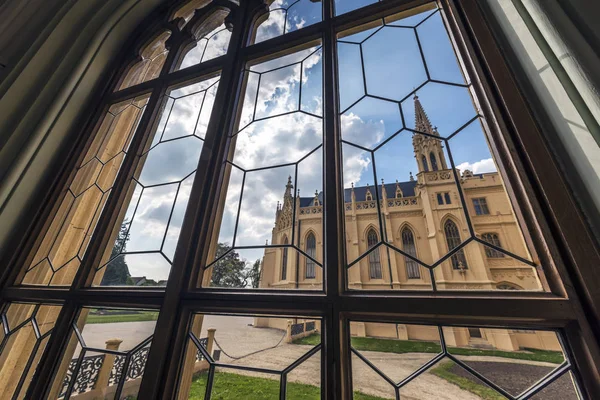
xmin=305 ymin=233 xmax=316 ymax=279
xmin=481 ymin=233 xmax=505 ymax=258
xmin=430 ymin=152 xmax=438 ymax=171
xmin=401 ymin=228 xmax=420 ymax=279
xmin=444 ymin=220 xmax=468 ymax=270
xmin=281 ymin=236 xmax=289 ymax=280
xmin=421 ymin=155 xmax=429 ymax=172
xmin=367 ymin=229 xmax=382 ymax=279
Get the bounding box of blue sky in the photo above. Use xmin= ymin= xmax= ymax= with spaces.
xmin=107 ymin=2 xmax=500 ymax=282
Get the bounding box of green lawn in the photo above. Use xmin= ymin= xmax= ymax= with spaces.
xmin=189 ymin=371 xmax=388 ymax=400
xmin=430 ymin=361 xmax=505 ymax=400
xmin=293 ymin=334 xmax=564 ymax=364
xmin=86 ymin=310 xmax=159 ymax=324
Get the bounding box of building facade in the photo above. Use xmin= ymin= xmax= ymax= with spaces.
xmin=257 ymin=97 xmax=559 ymax=351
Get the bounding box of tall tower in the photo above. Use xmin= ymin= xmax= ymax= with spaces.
xmin=276 ymin=176 xmax=294 ymax=231
xmin=412 ymin=95 xmax=448 ymax=173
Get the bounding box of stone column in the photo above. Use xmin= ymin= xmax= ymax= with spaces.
xmin=206 ymin=328 xmax=216 ymax=358
xmin=91 ymin=339 xmax=122 ymax=398
xmin=285 ymin=320 xmax=293 ymax=343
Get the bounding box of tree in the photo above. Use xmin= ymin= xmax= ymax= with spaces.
xmin=211 ymin=243 xmax=248 ymax=288
xmin=101 ymin=221 xmax=133 ymax=286
xmin=248 ymin=259 xmax=262 ymax=288
xmin=211 ymin=243 xmax=262 ymax=288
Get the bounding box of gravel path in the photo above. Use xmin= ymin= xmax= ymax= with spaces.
xmin=77 ymin=318 xmax=577 ymax=399
xmin=449 ymin=361 xmax=578 ymax=399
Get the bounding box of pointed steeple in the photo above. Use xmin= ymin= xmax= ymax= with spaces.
xmin=412 ymin=96 xmax=448 ymax=173
xmin=284 ymin=175 xmax=293 ymax=200
xmin=413 ymin=95 xmax=436 ymax=135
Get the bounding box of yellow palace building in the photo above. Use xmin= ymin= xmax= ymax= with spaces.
xmin=256 ymin=97 xmax=560 ymax=352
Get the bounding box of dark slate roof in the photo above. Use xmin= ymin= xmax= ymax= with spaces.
xmin=299 ymin=181 xmax=418 ymax=206
xmin=299 ymin=191 xmax=324 ymax=207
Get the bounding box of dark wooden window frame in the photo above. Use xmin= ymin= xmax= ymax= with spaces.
xmin=0 ymin=0 xmax=598 ymax=398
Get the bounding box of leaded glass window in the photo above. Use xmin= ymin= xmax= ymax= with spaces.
xmin=367 ymin=228 xmax=382 ymax=279
xmin=481 ymin=233 xmax=504 ymax=258
xmin=282 ymin=236 xmax=289 ymax=280
xmin=473 ymin=197 xmax=490 ymax=215
xmin=2 ymin=0 xmax=597 ymax=398
xmin=430 ymin=152 xmax=438 ymax=171
xmin=305 ymin=232 xmax=316 ymax=279
xmin=444 ymin=220 xmax=468 ymax=270
xmin=401 ymin=227 xmax=420 ymax=279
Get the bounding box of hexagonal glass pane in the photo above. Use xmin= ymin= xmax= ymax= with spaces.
xmin=341 ymin=96 xmax=402 ymax=150
xmin=338 ymin=4 xmax=548 ymax=292
xmin=93 ymin=76 xmax=220 ymax=287
xmin=362 ymin=26 xmax=427 ymax=101
xmin=0 ymin=303 xmax=62 ymax=399
xmin=350 ymin=321 xmax=442 ymax=383
xmin=399 ymin=358 xmax=506 ymax=399
xmin=52 ymin=307 xmax=158 ymax=399
xmin=444 ymin=326 xmax=568 ymax=397
xmin=206 ymin=46 xmax=323 ymax=290
xmin=448 ymin=118 xmax=536 ymax=263
xmin=177 ymin=313 xmax=322 ymax=398
xmin=20 ymin=96 xmax=149 ymax=287
xmin=401 ymin=83 xmax=477 ymax=137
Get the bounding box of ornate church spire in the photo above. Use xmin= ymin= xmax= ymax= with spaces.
xmin=284 ymin=175 xmax=293 ymax=200
xmin=414 ymin=95 xmax=436 ymax=135
xmin=412 ymin=96 xmax=447 ymax=173
xmin=277 ymin=176 xmax=295 ymax=230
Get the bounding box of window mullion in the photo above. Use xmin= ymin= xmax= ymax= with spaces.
xmin=323 ymin=0 xmax=348 ymax=398
xmin=137 ymin=3 xmax=252 ymax=398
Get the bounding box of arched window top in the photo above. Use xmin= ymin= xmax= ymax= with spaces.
xmin=252 ymin=0 xmax=322 ymax=45
xmin=497 ymin=282 xmax=522 ymax=290
xmin=421 ymin=154 xmax=429 ymax=172
xmin=444 ymin=219 xmax=467 ymax=269
xmin=430 ymin=152 xmax=438 ymax=171
xmin=401 ymin=227 xmax=420 ymax=279
xmin=282 ymin=235 xmax=289 ymax=245
xmin=118 ymin=30 xmax=172 ymax=91
xmin=367 ymin=228 xmax=378 ymax=246
xmin=444 ymin=219 xmax=460 ymax=239
xmin=305 ymin=232 xmax=316 ymax=279
xmin=367 ymin=228 xmax=381 ymax=279
xmin=401 ymin=227 xmax=415 ymax=243
xmin=171 ymin=0 xmax=212 ymax=24
xmin=179 ymin=23 xmax=231 ymax=69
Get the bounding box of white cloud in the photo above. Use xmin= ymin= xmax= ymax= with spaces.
xmin=456 ymin=158 xmax=497 ymax=174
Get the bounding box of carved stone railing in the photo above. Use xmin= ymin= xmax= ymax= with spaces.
xmin=59 ymin=354 xmax=104 ymax=397
xmin=345 ymin=197 xmax=419 ymax=211
xmin=355 ymin=201 xmax=378 ymax=210
xmin=60 ymin=337 xmax=209 ymax=398
xmin=419 ymin=170 xmax=453 ymax=184
xmin=387 ymin=197 xmax=418 ymax=208
xmin=299 ymin=206 xmax=322 ymax=215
